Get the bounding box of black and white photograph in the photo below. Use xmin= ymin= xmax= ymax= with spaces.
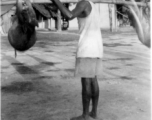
xmin=0 ymin=0 xmax=151 ymax=120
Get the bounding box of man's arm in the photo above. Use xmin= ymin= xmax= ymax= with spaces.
xmin=51 ymin=0 xmax=89 ymax=20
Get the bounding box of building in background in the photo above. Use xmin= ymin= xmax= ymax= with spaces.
xmin=1 ymin=2 xmax=133 ymax=34
xmin=49 ymin=3 xmax=118 ymax=31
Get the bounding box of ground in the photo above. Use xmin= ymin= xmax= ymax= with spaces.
xmin=1 ymin=27 xmax=151 ymax=120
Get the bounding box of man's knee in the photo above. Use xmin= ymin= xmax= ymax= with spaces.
xmin=81 ymin=78 xmax=92 ymax=97
xmin=91 ymin=78 xmax=99 ymax=97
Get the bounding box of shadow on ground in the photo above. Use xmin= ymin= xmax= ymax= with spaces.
xmin=1 ymin=81 xmax=34 ymax=94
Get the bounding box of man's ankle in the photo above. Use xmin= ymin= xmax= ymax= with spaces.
xmin=89 ymin=111 xmax=97 ymax=119
xmin=82 ymin=113 xmax=90 ymax=119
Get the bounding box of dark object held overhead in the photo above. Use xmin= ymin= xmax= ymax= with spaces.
xmin=8 ymin=0 xmax=38 ymax=52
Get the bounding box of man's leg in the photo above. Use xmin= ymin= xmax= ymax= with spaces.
xmin=81 ymin=78 xmax=92 ymax=117
xmin=71 ymin=78 xmax=92 ymax=120
xmin=90 ymin=77 xmax=99 ymax=119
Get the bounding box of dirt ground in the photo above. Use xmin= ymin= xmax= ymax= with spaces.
xmin=1 ymin=27 xmax=151 ymax=120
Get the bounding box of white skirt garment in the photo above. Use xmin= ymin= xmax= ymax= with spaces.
xmin=74 ymin=58 xmax=103 ymax=78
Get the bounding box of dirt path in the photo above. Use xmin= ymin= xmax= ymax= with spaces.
xmin=1 ymin=27 xmax=151 ymax=120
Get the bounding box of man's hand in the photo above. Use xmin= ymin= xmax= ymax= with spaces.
xmin=50 ymin=0 xmax=91 ymax=20
xmin=51 ymin=0 xmax=73 ymax=19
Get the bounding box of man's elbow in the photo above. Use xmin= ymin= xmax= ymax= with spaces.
xmin=64 ymin=14 xmax=75 ymax=20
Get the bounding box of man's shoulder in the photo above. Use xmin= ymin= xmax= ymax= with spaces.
xmin=77 ymin=0 xmax=90 ymax=7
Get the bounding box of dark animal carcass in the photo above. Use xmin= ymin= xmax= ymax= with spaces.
xmin=8 ymin=0 xmax=38 ymax=54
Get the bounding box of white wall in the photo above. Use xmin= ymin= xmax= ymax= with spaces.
xmin=96 ymin=3 xmax=110 ymax=29
xmin=67 ymin=3 xmax=116 ymax=30
xmin=68 ymin=4 xmax=78 ymax=29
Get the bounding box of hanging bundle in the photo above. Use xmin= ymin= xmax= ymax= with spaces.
xmin=8 ymin=0 xmax=38 ymax=57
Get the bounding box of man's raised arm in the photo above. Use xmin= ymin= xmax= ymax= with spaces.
xmin=51 ymin=0 xmax=88 ymax=20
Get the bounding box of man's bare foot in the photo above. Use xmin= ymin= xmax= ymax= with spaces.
xmin=70 ymin=115 xmax=94 ymax=120
xmin=89 ymin=112 xmax=97 ymax=119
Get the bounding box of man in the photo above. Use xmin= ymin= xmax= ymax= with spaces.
xmin=51 ymin=0 xmax=103 ymax=120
